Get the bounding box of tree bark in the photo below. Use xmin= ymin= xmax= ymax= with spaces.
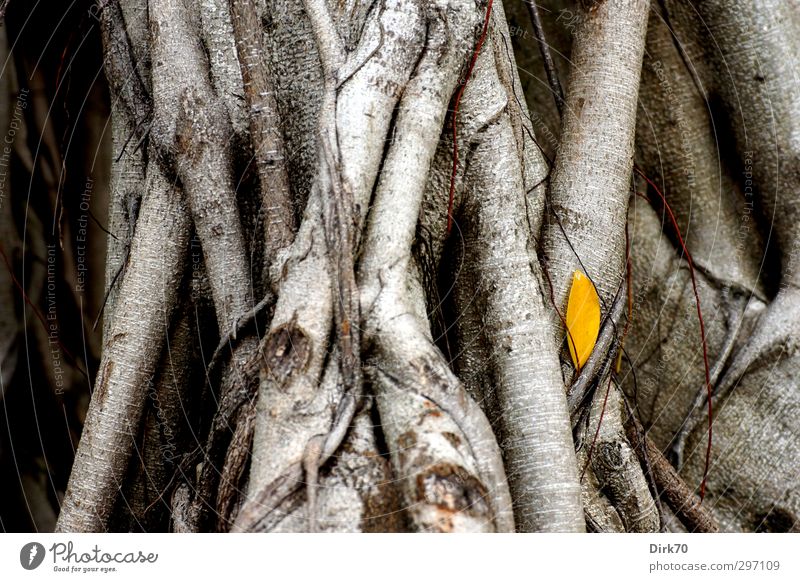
xmin=0 ymin=0 xmax=795 ymax=533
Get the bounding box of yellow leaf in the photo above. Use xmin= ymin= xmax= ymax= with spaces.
xmin=566 ymin=270 xmax=600 ymax=371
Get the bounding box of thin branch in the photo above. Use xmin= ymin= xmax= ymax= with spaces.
xmin=655 ymin=0 xmax=708 ymax=102
xmin=205 ymin=293 xmax=274 ymax=380
xmin=92 ymin=247 xmax=129 ymax=331
xmin=522 ymin=0 xmax=564 ymax=115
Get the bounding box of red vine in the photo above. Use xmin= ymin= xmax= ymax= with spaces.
xmin=634 ymin=167 xmax=712 ymax=501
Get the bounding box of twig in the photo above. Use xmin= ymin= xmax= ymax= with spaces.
xmin=93 ymin=194 xmax=140 ymax=330
xmin=655 ymin=0 xmax=708 ymax=102
xmin=205 ymin=294 xmax=274 ymax=380
xmin=92 ymin=247 xmax=128 ymax=331
xmin=302 ymin=435 xmax=325 ymax=533
xmin=579 ymin=373 xmax=614 ymax=481
xmin=567 ymin=281 xmax=627 ymax=415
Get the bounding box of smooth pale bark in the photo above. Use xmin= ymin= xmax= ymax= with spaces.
xmin=460 ymin=122 xmax=584 ymax=530
xmin=489 ymin=1 xmax=552 ymax=241
xmin=636 ymin=8 xmax=764 ymax=296
xmin=45 ymin=0 xmax=800 ymax=534
xmin=150 ymin=0 xmax=252 ymax=333
xmin=243 ymin=0 xmax=515 ymax=533
xmin=115 ymin=304 xmax=194 ymax=531
xmin=364 ymin=268 xmax=513 ymax=532
xmin=356 ymin=1 xmax=514 ymax=532
xmin=242 ymin=189 xmax=337 ymax=523
xmin=146 ymin=0 xmax=270 ymax=531
xmin=543 ymin=0 xmax=650 ymax=309
xmin=535 ymin=0 xmax=655 ymax=531
xmin=99 ymin=1 xmax=152 ymax=347
xmin=245 ymin=0 xmax=428 ymax=518
xmin=453 ymin=31 xmax=583 ymax=530
xmin=688 ymin=0 xmax=800 ymax=290
xmin=57 ymin=164 xmax=191 ymax=532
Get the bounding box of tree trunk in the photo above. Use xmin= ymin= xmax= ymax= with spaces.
xmin=0 ymin=0 xmax=796 ymax=533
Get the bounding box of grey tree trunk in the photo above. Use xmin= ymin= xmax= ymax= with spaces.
xmin=0 ymin=0 xmax=796 ymax=533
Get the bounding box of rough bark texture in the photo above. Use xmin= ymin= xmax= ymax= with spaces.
xmin=1 ymin=0 xmax=797 ymax=534
xmin=57 ymin=164 xmax=191 ymax=532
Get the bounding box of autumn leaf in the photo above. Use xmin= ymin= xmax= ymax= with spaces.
xmin=566 ymin=270 xmax=600 ymax=371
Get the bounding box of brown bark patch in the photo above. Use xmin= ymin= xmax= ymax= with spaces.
xmin=442 ymin=432 xmax=461 ymax=448
xmin=422 ymin=398 xmax=442 ymax=419
xmin=580 ymin=0 xmax=606 ymax=11
xmin=754 ymin=507 xmax=799 ymax=533
xmin=397 ymin=430 xmax=417 ymax=450
xmin=260 ymin=323 xmax=311 ymax=389
xmin=362 ymin=466 xmax=406 ymax=533
xmin=91 ymin=360 xmax=114 ymax=410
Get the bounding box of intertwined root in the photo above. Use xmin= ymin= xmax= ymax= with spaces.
xmin=50 ymin=0 xmax=800 ymax=534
